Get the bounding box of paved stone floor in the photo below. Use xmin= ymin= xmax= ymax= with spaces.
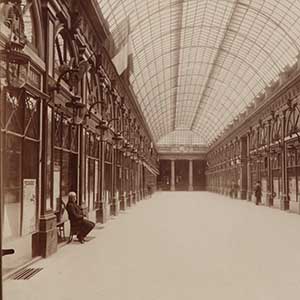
xmin=4 ymin=192 xmax=300 ymax=300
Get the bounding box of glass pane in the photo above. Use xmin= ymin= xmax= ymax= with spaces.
xmin=88 ymin=159 xmax=95 ymax=210
xmin=61 ymin=152 xmax=69 ymax=205
xmin=22 ymin=139 xmax=38 ymax=235
xmin=46 ymin=106 xmax=53 ymax=210
xmin=24 ymin=96 xmax=40 ymax=140
xmin=95 ymin=160 xmax=99 ymax=209
xmin=53 ymin=149 xmax=61 ymax=211
xmin=4 ymin=135 xmax=22 ymax=239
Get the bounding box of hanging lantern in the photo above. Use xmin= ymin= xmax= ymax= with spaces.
xmin=65 ymin=95 xmax=86 ymax=125
xmin=0 ymin=41 xmax=30 ymax=89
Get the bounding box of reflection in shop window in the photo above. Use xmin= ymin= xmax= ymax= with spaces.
xmin=46 ymin=106 xmax=53 ymax=210
xmin=4 ymin=135 xmax=22 ymax=239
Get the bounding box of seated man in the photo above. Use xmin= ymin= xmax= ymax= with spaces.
xmin=66 ymin=191 xmax=95 ymax=243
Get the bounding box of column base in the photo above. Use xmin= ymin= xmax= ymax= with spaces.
xmin=266 ymin=193 xmax=273 ymax=207
xmin=247 ymin=191 xmax=252 ymax=201
xmin=132 ymin=192 xmax=136 ymax=204
xmin=280 ymin=195 xmax=289 ymax=210
xmin=120 ymin=196 xmax=126 ymax=210
xmin=37 ymin=213 xmax=57 ymax=258
xmin=170 ymin=185 xmax=175 ymax=191
xmin=96 ymin=202 xmax=108 ymax=224
xmin=111 ymin=194 xmax=120 ymax=216
xmin=188 ymin=186 xmax=193 ymax=191
xmin=240 ymin=189 xmax=247 ymax=200
xmin=126 ymin=193 xmax=132 ymax=207
xmin=111 ymin=203 xmax=117 ymax=216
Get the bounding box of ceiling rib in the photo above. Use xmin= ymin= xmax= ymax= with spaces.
xmin=189 ymin=0 xmax=241 ymax=131
xmin=171 ymin=1 xmax=184 ymax=131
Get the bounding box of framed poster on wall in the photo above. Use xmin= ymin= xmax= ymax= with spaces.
xmin=22 ymin=179 xmax=37 ymax=236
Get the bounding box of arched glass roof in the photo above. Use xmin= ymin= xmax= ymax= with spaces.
xmin=97 ymin=0 xmax=300 ymax=146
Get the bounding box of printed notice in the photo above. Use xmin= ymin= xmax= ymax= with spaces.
xmin=22 ymin=179 xmax=37 ymax=235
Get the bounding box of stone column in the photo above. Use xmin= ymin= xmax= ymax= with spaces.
xmin=240 ymin=136 xmax=247 ymax=200
xmin=96 ymin=137 xmax=106 ymax=223
xmin=247 ymin=133 xmax=252 ymax=201
xmin=171 ymin=160 xmax=175 ymax=191
xmin=188 ymin=160 xmax=193 ymax=191
xmin=37 ymin=101 xmax=57 ymax=258
xmin=280 ymin=112 xmax=289 ymax=210
xmin=266 ymin=120 xmax=272 ymax=206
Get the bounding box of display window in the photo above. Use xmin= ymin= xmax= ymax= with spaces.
xmin=85 ymin=131 xmax=100 ymax=210
xmin=104 ymin=142 xmax=113 ymax=204
xmin=287 ymin=146 xmax=300 ymax=202
xmin=271 ymin=152 xmax=281 ymax=201
xmin=2 ymin=92 xmax=40 ymax=240
xmin=53 ymin=113 xmax=78 ymax=215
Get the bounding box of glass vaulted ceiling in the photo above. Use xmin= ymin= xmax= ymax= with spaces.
xmin=97 ymin=0 xmax=300 ymax=146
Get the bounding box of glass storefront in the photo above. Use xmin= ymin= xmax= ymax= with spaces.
xmin=85 ymin=131 xmax=100 ymax=210
xmin=53 ymin=112 xmax=78 ymax=214
xmin=2 ymin=91 xmax=40 ymax=240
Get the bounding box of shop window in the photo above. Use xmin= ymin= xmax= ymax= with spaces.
xmin=22 ymin=139 xmax=38 ymax=235
xmin=54 ymin=113 xmax=62 ymax=147
xmin=24 ymin=96 xmax=39 ymax=139
xmin=85 ymin=131 xmax=100 ymax=209
xmin=4 ymin=135 xmax=22 ymax=239
xmin=3 ymin=91 xmax=40 ymax=240
xmin=5 ymin=94 xmax=23 ymax=135
xmin=88 ymin=159 xmax=95 ymax=209
xmin=46 ymin=106 xmax=53 ymax=211
xmin=104 ymin=142 xmax=113 ymax=203
xmin=53 ymin=114 xmax=78 ymax=212
xmin=62 ymin=118 xmax=70 ymax=149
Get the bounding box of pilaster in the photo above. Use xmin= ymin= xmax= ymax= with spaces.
xmin=171 ymin=159 xmax=175 ymax=191
xmin=188 ymin=160 xmax=193 ymax=191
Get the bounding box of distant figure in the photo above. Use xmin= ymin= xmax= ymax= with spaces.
xmin=255 ymin=181 xmax=262 ymax=205
xmin=66 ymin=192 xmax=95 ymax=243
xmin=230 ymin=181 xmax=234 ymax=198
xmin=147 ymin=185 xmax=152 ymax=197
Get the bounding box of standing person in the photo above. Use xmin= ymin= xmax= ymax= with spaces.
xmin=66 ymin=192 xmax=95 ymax=243
xmin=254 ymin=181 xmax=262 ymax=205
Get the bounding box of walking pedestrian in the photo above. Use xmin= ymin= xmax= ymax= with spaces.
xmin=255 ymin=181 xmax=262 ymax=205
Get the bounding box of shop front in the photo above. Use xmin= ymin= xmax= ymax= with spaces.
xmin=104 ymin=142 xmax=113 ymax=217
xmin=1 ymin=91 xmax=41 ymax=274
xmin=269 ymin=149 xmax=281 ymax=207
xmin=286 ymin=142 xmax=300 ymax=213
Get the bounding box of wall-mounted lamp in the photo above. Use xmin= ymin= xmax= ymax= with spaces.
xmin=65 ymin=94 xmax=119 ymax=127
xmin=0 ymin=41 xmax=31 ymax=91
xmin=65 ymin=95 xmax=86 ymax=125
xmin=112 ymin=131 xmax=124 ymax=150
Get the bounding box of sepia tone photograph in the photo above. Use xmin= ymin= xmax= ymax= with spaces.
xmin=1 ymin=0 xmax=300 ymax=299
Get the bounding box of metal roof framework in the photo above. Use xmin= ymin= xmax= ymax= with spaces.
xmin=97 ymin=0 xmax=300 ymax=146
